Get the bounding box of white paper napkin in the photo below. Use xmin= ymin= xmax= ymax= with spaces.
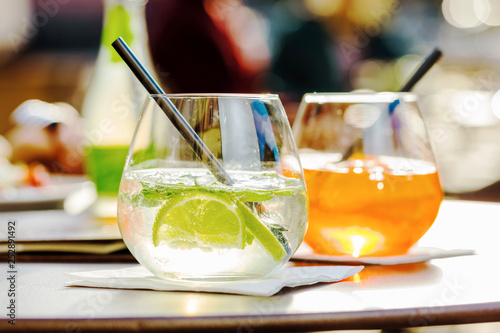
xmin=66 ymin=264 xmax=363 ymax=297
xmin=292 ymin=244 xmax=475 ymax=265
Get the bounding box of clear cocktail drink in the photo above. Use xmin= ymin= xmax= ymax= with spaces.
xmin=117 ymin=93 xmax=308 ymax=280
xmin=118 ymin=167 xmax=307 ymax=281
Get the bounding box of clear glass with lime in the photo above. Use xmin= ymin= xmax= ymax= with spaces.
xmin=117 ymin=94 xmax=308 ymax=281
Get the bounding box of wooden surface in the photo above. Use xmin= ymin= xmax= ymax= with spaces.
xmin=1 ymin=200 xmax=500 ymax=332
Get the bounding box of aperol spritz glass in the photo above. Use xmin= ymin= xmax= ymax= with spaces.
xmin=293 ymin=92 xmax=443 ymax=257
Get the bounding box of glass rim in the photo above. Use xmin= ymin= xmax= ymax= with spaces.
xmin=149 ymin=93 xmax=280 ymax=99
xmin=302 ymin=92 xmax=418 ymax=103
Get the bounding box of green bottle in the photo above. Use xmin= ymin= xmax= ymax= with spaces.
xmin=82 ymin=0 xmax=154 ymax=217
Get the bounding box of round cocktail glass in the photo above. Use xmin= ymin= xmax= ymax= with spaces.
xmin=292 ymin=92 xmax=443 ymax=257
xmin=117 ymin=94 xmax=308 ymax=281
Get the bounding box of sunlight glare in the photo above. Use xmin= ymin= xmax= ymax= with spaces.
xmin=351 ymin=235 xmax=366 ymax=258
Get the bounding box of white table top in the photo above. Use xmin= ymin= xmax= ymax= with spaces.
xmin=2 ymin=199 xmax=500 ymax=331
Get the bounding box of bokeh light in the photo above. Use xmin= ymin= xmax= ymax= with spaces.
xmin=442 ymin=0 xmax=500 ymax=28
xmin=442 ymin=0 xmax=482 ymax=28
xmin=304 ymin=0 xmax=343 ymax=18
xmin=491 ymin=90 xmax=500 ymax=119
xmin=481 ymin=0 xmax=500 ymax=26
xmin=350 ymin=60 xmax=396 ymax=91
xmin=347 ymin=0 xmax=397 ymax=26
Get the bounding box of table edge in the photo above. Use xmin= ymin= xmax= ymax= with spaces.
xmin=6 ymin=301 xmax=500 ymax=332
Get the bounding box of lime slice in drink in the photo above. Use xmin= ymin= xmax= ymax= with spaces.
xmin=153 ymin=191 xmax=245 ymax=249
xmin=235 ymin=201 xmax=287 ymax=262
xmin=152 ymin=189 xmax=287 ymax=262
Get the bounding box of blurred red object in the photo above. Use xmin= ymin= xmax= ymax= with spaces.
xmin=25 ymin=163 xmax=51 ymax=187
xmin=147 ymin=0 xmax=269 ymax=93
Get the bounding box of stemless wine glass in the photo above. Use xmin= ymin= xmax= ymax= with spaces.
xmin=117 ymin=94 xmax=308 ymax=281
xmin=292 ymin=92 xmax=443 ymax=257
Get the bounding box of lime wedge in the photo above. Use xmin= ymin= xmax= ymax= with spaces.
xmin=236 ymin=201 xmax=287 ymax=262
xmin=153 ymin=191 xmax=245 ymax=249
xmin=152 ymin=189 xmax=287 ymax=262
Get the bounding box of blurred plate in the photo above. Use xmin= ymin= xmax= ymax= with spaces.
xmin=0 ymin=175 xmax=96 ymax=211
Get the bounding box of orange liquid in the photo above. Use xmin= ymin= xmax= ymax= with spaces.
xmin=302 ymin=155 xmax=443 ymax=257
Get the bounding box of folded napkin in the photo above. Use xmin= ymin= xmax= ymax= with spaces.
xmin=67 ymin=264 xmax=363 ymax=296
xmin=292 ymin=245 xmax=475 ymax=265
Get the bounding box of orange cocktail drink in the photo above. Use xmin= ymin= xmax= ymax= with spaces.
xmin=301 ymin=153 xmax=443 ymax=257
xmin=293 ymin=92 xmax=444 ymax=257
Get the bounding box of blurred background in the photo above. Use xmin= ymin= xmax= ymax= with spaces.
xmin=1 ymin=0 xmax=500 ymax=200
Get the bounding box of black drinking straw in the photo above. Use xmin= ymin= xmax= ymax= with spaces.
xmin=400 ymin=48 xmax=442 ymax=92
xmin=112 ymin=37 xmax=234 ymax=186
xmin=388 ymin=47 xmax=442 ymax=114
xmin=341 ymin=48 xmax=443 ymax=161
